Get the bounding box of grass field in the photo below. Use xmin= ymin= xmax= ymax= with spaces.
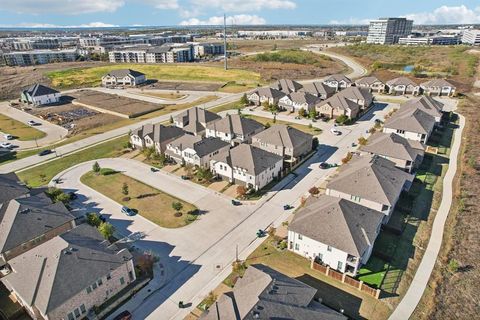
xmin=245 ymin=49 xmax=333 ymax=66
xmin=243 ymin=115 xmax=321 ymax=135
xmin=0 ymin=114 xmax=46 ymax=141
xmin=47 ymin=64 xmax=262 ymax=89
xmin=138 ymin=92 xmax=187 ymax=100
xmin=17 ymin=135 xmax=129 ymax=187
xmin=81 ymin=171 xmax=197 ymax=228
xmin=209 ymin=100 xmax=244 ymax=114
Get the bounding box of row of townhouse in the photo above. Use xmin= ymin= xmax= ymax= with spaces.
xmin=356 ymin=76 xmax=456 ymax=97
xmin=286 ymin=95 xmax=445 ymax=276
xmin=0 ymin=174 xmax=135 ymax=320
xmin=101 ymin=69 xmax=147 ymax=87
xmin=130 ymin=107 xmax=314 ymax=190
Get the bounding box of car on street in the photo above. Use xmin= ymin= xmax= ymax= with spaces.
xmin=231 ymin=200 xmax=241 ymax=206
xmin=330 ymin=128 xmax=341 ymax=135
xmin=0 ymin=142 xmax=13 ymax=149
xmin=319 ymin=162 xmax=329 ymax=169
xmin=4 ymin=134 xmax=13 ymax=140
xmin=38 ymin=149 xmax=53 ymax=156
xmin=113 ymin=310 xmax=132 ymax=320
xmin=121 ymin=206 xmax=135 ymax=216
xmin=27 ymin=120 xmax=38 ymax=126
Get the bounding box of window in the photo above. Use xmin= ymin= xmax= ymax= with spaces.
xmin=298 ymin=234 xmax=303 ymax=240
xmin=350 ymin=195 xmax=361 ymax=202
xmin=129 ymin=270 xmax=134 ymax=280
xmin=106 ymin=273 xmax=111 ymax=280
xmin=294 ymin=243 xmax=300 ymax=250
xmin=74 ymin=308 xmax=80 ymax=318
xmin=396 ymin=129 xmax=405 ymax=134
xmin=92 ymin=283 xmax=97 ymax=290
xmin=67 ymin=313 xmax=74 ymax=320
xmin=382 ymin=205 xmax=389 ymax=212
xmin=98 ymin=278 xmax=103 ymax=286
xmin=80 ymin=304 xmax=86 ymax=314
xmin=86 ymin=286 xmax=92 ymax=294
xmin=327 ymin=246 xmax=332 ymax=252
xmin=337 ymin=261 xmax=343 ymax=270
xmin=120 ymin=277 xmax=125 ymax=285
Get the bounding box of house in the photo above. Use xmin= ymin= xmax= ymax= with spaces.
xmin=1 ymin=224 xmax=135 ymax=320
xmin=165 ymin=135 xmax=230 ymax=168
xmin=383 ymin=108 xmax=436 ymax=143
xmin=20 ymin=84 xmax=61 ymax=106
xmin=315 ymin=95 xmax=361 ymax=120
xmin=278 ymin=91 xmax=320 ymax=113
xmin=288 ymin=195 xmax=384 ymax=276
xmin=337 ymin=86 xmax=374 ymax=109
xmin=101 ymin=69 xmax=146 ymax=87
xmin=205 ymin=114 xmax=264 ymax=145
xmin=247 ymin=87 xmax=286 ymax=106
xmin=201 ymin=264 xmax=346 ymax=320
xmin=173 ymin=107 xmax=221 ymax=136
xmin=252 ymin=125 xmax=313 ymax=167
xmin=360 ymin=132 xmax=425 ymax=172
xmin=420 ymin=79 xmax=456 ymax=97
xmin=0 ymin=173 xmax=29 ymax=205
xmin=323 ymin=74 xmax=353 ymax=91
xmin=326 ymin=154 xmax=414 ymax=221
xmin=299 ymin=82 xmax=336 ymax=100
xmin=130 ymin=123 xmax=184 ymax=154
xmin=0 ymin=192 xmax=76 ymax=267
xmin=386 ymin=77 xmax=421 ymax=95
xmin=355 ymin=76 xmax=386 ymax=93
xmin=210 ymin=144 xmax=283 ymax=190
xmin=400 ymin=96 xmax=444 ymax=122
xmin=272 ymin=79 xmax=303 ymax=94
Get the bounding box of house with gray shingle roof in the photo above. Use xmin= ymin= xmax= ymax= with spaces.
xmin=0 ymin=173 xmax=29 ymax=205
xmin=247 ymin=87 xmax=286 ymax=106
xmin=315 ymin=94 xmax=361 ymax=119
xmin=383 ymin=107 xmax=436 ymax=143
xmin=360 ymin=132 xmax=425 ymax=172
xmin=20 ymin=84 xmax=61 ymax=106
xmin=278 ymin=91 xmax=320 ymax=112
xmin=288 ymin=195 xmax=384 ymax=276
xmin=386 ymin=77 xmax=421 ymax=95
xmin=251 ymin=125 xmax=313 ymax=166
xmin=323 ymin=74 xmax=353 ymax=92
xmin=174 ymin=107 xmax=221 ymax=136
xmin=299 ymin=81 xmax=336 ymax=100
xmin=400 ymin=96 xmax=444 ymax=122
xmin=355 ymin=76 xmax=386 ymax=93
xmin=326 ymin=154 xmax=414 ymax=221
xmin=0 ymin=192 xmax=76 ymax=267
xmin=420 ymin=78 xmax=456 ymax=96
xmin=272 ymin=79 xmax=303 ymax=94
xmin=101 ymin=69 xmax=146 ymax=87
xmin=205 ymin=114 xmax=264 ymax=145
xmin=201 ymin=264 xmax=346 ymax=320
xmin=1 ymin=224 xmax=135 ymax=320
xmin=210 ymin=144 xmax=283 ymax=190
xmin=337 ymin=86 xmax=374 ymax=109
xmin=130 ymin=123 xmax=184 ymax=154
xmin=165 ymin=134 xmax=230 ymax=168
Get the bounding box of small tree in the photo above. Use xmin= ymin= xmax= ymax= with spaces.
xmin=262 ymin=100 xmax=270 ymax=111
xmin=236 ymin=185 xmax=247 ymax=198
xmin=98 ymin=222 xmax=115 ymax=240
xmin=240 ymin=93 xmax=248 ymax=105
xmin=309 ymin=109 xmax=317 ymax=119
xmin=184 ymin=163 xmax=194 ymax=177
xmin=196 ymin=167 xmax=213 ymax=181
xmin=142 ymin=147 xmax=155 ymax=160
xmin=122 ymin=183 xmax=129 ymax=196
xmin=336 ymin=114 xmax=349 ymax=125
xmin=86 ymin=213 xmax=102 ymax=227
xmin=341 ymin=152 xmax=353 ymax=164
xmin=308 ymin=186 xmax=320 ymax=196
xmin=169 ymin=115 xmax=174 ymax=124
xmin=298 ymin=107 xmax=306 ymax=118
xmin=265 ymin=122 xmax=271 ymax=128
xmin=92 ymin=161 xmax=101 ymax=173
xmin=358 ymin=137 xmax=368 ymax=146
xmin=273 ymin=115 xmax=277 ymax=123
xmin=172 ymin=201 xmax=183 ymax=212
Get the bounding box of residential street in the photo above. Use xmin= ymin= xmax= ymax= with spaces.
xmin=53 ymin=102 xmax=396 ymax=320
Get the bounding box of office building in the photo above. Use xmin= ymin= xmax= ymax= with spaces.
xmin=367 ymin=18 xmax=413 ymax=44
xmin=462 ymin=29 xmax=480 ymax=46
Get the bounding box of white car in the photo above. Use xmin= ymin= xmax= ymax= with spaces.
xmin=0 ymin=142 xmax=13 ymax=149
xmin=4 ymin=134 xmax=13 ymax=140
xmin=27 ymin=120 xmax=38 ymax=126
xmin=330 ymin=128 xmax=341 ymax=135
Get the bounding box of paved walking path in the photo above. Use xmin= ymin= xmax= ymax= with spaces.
xmin=389 ymin=112 xmax=465 ymax=320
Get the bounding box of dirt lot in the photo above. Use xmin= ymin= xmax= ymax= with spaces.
xmin=226 ymin=38 xmax=330 ymax=53
xmin=69 ymin=90 xmax=164 ymax=118
xmin=146 ymin=81 xmax=223 ymax=91
xmin=0 ymin=61 xmax=107 ymax=101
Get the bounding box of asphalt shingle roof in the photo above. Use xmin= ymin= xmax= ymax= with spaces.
xmin=384 ymin=107 xmax=436 ymax=134
xmin=104 ymin=69 xmax=145 ymax=78
xmin=23 ymin=84 xmax=59 ymax=97
xmin=355 ymin=76 xmax=383 ymax=86
xmin=316 ymin=94 xmax=361 ymax=114
xmin=132 ymin=123 xmax=184 ymax=143
xmin=206 ymin=114 xmax=264 ymax=137
xmin=169 ymin=135 xmax=229 ymax=157
xmin=174 ymin=107 xmax=221 ymax=135
xmin=251 ymin=87 xmax=286 ymax=99
xmin=252 ymin=124 xmax=313 ymax=150
xmin=361 ymin=132 xmax=425 ymax=162
xmin=420 ymin=78 xmax=455 ymax=89
xmin=399 ymin=96 xmax=444 ymax=118
xmin=273 ymin=79 xmax=303 ymax=93
xmin=300 ymin=82 xmax=335 ymax=97
xmin=0 ymin=173 xmax=29 ymax=205
xmin=324 ymin=74 xmax=352 ymax=84
xmin=386 ymin=77 xmax=418 ymax=87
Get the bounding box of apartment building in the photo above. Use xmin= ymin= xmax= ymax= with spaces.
xmin=193 ymin=43 xmax=224 ymax=58
xmin=461 ymin=29 xmax=480 ymax=45
xmin=108 ymin=44 xmax=194 ymax=64
xmin=3 ymin=49 xmax=78 ymax=66
xmin=367 ymin=18 xmax=413 ymax=44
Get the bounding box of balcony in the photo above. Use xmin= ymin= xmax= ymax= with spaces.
xmin=346 ymin=255 xmax=358 ymax=265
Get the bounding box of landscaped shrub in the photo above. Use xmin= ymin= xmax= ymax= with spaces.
xmin=335 ymin=114 xmax=349 ymax=125
xmin=99 ymin=168 xmax=118 ymax=176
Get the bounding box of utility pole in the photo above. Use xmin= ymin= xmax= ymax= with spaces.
xmin=223 ymin=13 xmax=228 ymax=70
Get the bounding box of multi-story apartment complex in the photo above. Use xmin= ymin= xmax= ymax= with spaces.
xmin=108 ymin=44 xmax=194 ymax=63
xmin=2 ymin=49 xmax=78 ymax=66
xmin=366 ymin=17 xmax=413 ymax=44
xmin=193 ymin=43 xmax=224 ymax=58
xmin=461 ymin=29 xmax=480 ymax=45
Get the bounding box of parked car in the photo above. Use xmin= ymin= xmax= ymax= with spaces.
xmin=113 ymin=310 xmax=132 ymax=320
xmin=330 ymin=128 xmax=341 ymax=135
xmin=283 ymin=204 xmax=293 ymax=210
xmin=38 ymin=149 xmax=53 ymax=156
xmin=0 ymin=142 xmax=13 ymax=149
xmin=27 ymin=120 xmax=38 ymax=126
xmin=319 ymin=162 xmax=329 ymax=169
xmin=121 ymin=206 xmax=135 ymax=216
xmin=4 ymin=134 xmax=13 ymax=140
xmin=231 ymin=200 xmax=241 ymax=206
xmin=256 ymin=229 xmax=266 ymax=238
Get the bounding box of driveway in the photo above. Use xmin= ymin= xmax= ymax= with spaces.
xmin=0 ymin=102 xmax=68 ymax=150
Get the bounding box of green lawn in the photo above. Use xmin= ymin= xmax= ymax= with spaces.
xmin=210 ymin=100 xmax=244 ymax=114
xmin=356 ymin=257 xmax=389 ymax=288
xmin=0 ymin=114 xmax=46 ymax=141
xmin=81 ymin=171 xmax=197 ymax=228
xmin=47 ymin=64 xmax=261 ymax=89
xmin=243 ymin=114 xmax=321 ymax=135
xmin=17 ymin=135 xmax=129 ymax=187
xmin=218 ymin=82 xmax=255 ymax=93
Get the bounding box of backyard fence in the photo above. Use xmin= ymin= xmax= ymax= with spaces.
xmin=311 ymin=260 xmax=381 ymax=299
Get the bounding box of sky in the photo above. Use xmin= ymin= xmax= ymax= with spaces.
xmin=0 ymin=0 xmax=479 ymax=28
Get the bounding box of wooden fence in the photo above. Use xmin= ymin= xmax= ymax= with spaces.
xmin=311 ymin=261 xmax=381 ymax=299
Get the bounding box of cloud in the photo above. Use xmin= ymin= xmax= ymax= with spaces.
xmin=0 ymin=0 xmax=125 ymax=15
xmin=0 ymin=22 xmax=120 ymax=28
xmin=141 ymin=0 xmax=179 ymax=10
xmin=187 ymin=0 xmax=296 ymax=13
xmin=329 ymin=18 xmax=371 ymax=25
xmin=404 ymin=5 xmax=480 ymax=24
xmin=180 ymin=14 xmax=266 ymax=25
